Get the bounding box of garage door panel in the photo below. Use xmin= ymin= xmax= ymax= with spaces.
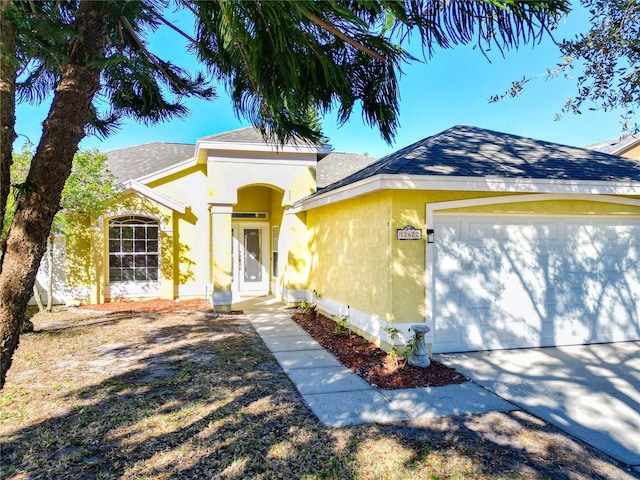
xmin=554 ymin=317 xmax=590 ymax=344
xmin=438 ymin=221 xmax=461 ymax=241
xmin=468 ymin=222 xmax=494 ymax=240
xmin=435 ymin=315 xmax=464 ymax=345
xmin=433 ymin=215 xmax=640 ymax=353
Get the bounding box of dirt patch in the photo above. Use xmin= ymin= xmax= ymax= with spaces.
xmin=77 ymin=297 xmax=215 ymax=313
xmin=291 ymin=310 xmax=466 ymax=389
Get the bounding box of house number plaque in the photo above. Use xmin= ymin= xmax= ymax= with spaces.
xmin=396 ymin=225 xmax=422 ymax=241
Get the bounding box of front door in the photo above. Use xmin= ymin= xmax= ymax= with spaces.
xmin=232 ymin=223 xmax=270 ymax=295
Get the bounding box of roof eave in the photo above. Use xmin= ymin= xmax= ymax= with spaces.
xmin=613 ymin=137 xmax=640 ymax=156
xmin=121 ymin=179 xmax=187 ymax=214
xmin=195 ymin=139 xmax=332 ymax=157
xmin=292 ymin=174 xmax=640 ymax=212
xmin=134 ymin=157 xmax=198 ymax=185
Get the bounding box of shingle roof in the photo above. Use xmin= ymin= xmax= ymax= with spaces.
xmin=316 ymin=152 xmax=378 ymax=188
xmin=199 ymin=126 xmax=331 ymax=150
xmin=106 ymin=128 xmax=279 ymax=182
xmin=104 ymin=131 xmax=372 ymax=187
xmin=316 ymin=125 xmax=640 ymax=195
xmin=198 ymin=126 xmax=267 ymax=144
xmin=106 ymin=142 xmax=195 ymax=182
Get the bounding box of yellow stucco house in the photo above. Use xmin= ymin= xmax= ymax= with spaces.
xmin=53 ymin=125 xmax=640 ymax=353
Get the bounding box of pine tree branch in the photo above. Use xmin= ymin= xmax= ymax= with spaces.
xmin=120 ymin=16 xmax=185 ymax=94
xmin=296 ymin=7 xmax=386 ymax=63
xmin=155 ymin=13 xmax=198 ymax=46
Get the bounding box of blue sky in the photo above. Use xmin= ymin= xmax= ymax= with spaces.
xmin=14 ymin=5 xmax=630 ymax=159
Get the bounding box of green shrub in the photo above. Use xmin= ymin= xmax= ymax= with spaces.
xmin=383 ymin=326 xmax=417 ymax=368
xmin=333 ymin=314 xmax=349 ymax=335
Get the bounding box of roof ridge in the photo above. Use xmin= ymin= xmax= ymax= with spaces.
xmin=198 ymin=126 xmax=258 ymax=141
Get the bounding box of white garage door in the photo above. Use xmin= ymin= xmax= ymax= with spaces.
xmin=432 ymin=214 xmax=640 ymax=353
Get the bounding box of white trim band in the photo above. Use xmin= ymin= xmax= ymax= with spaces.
xmin=295 ymin=174 xmax=640 ymax=212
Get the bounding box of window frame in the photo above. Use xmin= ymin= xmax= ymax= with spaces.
xmin=107 ymin=216 xmax=160 ymax=284
xmin=272 ymin=225 xmax=279 ymax=278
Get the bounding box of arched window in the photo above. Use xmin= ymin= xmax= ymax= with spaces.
xmin=108 ymin=216 xmax=159 ymax=283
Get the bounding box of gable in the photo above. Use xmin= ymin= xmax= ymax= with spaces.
xmin=105 ymin=128 xmax=376 ymax=192
xmin=199 ymin=126 xmax=271 ymax=144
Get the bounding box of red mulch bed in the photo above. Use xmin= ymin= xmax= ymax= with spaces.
xmin=291 ymin=311 xmax=466 ymax=390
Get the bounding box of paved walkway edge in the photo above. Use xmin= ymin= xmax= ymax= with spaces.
xmin=243 ymin=302 xmax=514 ymax=427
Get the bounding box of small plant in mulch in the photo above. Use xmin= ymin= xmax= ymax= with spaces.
xmin=383 ymin=326 xmax=410 ymax=368
xmin=291 ymin=309 xmax=466 ymax=389
xmin=298 ymin=299 xmax=316 ymax=318
xmin=333 ymin=314 xmax=350 ymax=335
xmin=382 ymin=325 xmax=421 ymax=369
xmin=298 ymin=289 xmax=322 ymax=319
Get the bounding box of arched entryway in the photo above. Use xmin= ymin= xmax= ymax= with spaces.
xmin=231 ymin=185 xmax=284 ymax=301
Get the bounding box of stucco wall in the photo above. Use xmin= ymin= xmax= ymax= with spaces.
xmin=148 ymin=165 xmax=210 ymax=298
xmin=235 ymin=185 xmax=274 ymax=212
xmin=206 ymin=150 xmax=316 ymax=205
xmin=300 ymin=189 xmax=640 ymax=350
xmin=305 ymin=191 xmax=393 ymax=322
xmin=621 ymin=143 xmax=640 ymax=159
xmin=280 ymin=211 xmax=310 ymax=292
xmin=439 ymin=198 xmax=640 ymax=216
xmin=270 ymin=189 xmax=285 ymax=280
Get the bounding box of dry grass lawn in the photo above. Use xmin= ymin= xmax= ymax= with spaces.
xmin=1 ymin=304 xmax=637 ymax=479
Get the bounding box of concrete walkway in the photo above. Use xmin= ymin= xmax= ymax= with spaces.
xmin=238 ymin=297 xmax=514 ymax=427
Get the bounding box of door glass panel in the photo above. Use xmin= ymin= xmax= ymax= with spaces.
xmin=244 ymin=229 xmax=262 ymax=282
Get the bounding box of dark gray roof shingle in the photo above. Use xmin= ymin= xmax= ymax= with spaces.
xmin=198 ymin=127 xmax=267 ymax=144
xmin=199 ymin=126 xmax=330 ymax=149
xmin=103 ymin=132 xmax=370 ymax=187
xmin=316 ymin=125 xmax=640 ymax=195
xmin=106 ymin=142 xmax=195 ymax=182
xmin=316 ymin=152 xmax=378 ymax=188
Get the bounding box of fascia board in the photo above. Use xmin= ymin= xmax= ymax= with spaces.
xmin=294 ymin=176 xmax=384 ymax=211
xmin=122 ymin=179 xmax=186 ymax=214
xmin=295 ymin=174 xmax=640 ymax=211
xmin=381 ymin=174 xmax=640 ymax=194
xmin=612 ymin=137 xmax=640 ymax=156
xmin=196 ymin=139 xmax=331 ymax=156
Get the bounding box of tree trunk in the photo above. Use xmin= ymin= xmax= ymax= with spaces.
xmin=0 ymin=1 xmax=18 ymax=256
xmin=46 ymin=234 xmax=53 ymax=313
xmin=0 ymin=1 xmax=107 ymax=388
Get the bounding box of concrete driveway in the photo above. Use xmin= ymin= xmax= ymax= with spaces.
xmin=437 ymin=342 xmax=640 ymax=470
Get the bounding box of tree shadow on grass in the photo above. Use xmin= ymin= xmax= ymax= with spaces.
xmin=1 ymin=311 xmax=356 ymax=479
xmin=1 ymin=311 xmax=635 ymax=479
